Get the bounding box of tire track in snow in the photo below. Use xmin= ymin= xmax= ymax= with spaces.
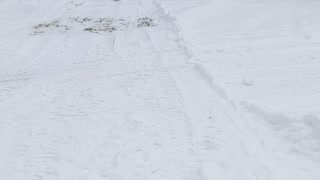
xmin=150 ymin=1 xmax=279 ymax=179
xmin=95 ymin=1 xmax=197 ymax=178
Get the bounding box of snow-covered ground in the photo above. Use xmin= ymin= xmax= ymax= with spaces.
xmin=0 ymin=0 xmax=319 ymax=179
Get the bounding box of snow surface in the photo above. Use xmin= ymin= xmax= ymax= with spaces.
xmin=0 ymin=0 xmax=320 ymax=179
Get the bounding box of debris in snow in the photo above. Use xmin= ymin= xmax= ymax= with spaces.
xmin=69 ymin=17 xmax=92 ymax=24
xmin=33 ymin=20 xmax=69 ymax=35
xmin=33 ymin=17 xmax=153 ymax=35
xmin=84 ymin=26 xmax=117 ymax=33
xmin=137 ymin=17 xmax=154 ymax=27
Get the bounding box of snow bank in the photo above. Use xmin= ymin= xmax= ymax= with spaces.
xmin=244 ymin=102 xmax=320 ymax=161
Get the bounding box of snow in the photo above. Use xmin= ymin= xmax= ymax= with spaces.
xmin=0 ymin=0 xmax=320 ymax=179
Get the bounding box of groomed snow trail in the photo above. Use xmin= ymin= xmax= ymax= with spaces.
xmin=1 ymin=0 xmax=320 ymax=180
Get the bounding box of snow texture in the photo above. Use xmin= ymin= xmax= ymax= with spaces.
xmin=0 ymin=0 xmax=320 ymax=179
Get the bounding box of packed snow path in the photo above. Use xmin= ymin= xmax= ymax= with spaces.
xmin=1 ymin=0 xmax=320 ymax=180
